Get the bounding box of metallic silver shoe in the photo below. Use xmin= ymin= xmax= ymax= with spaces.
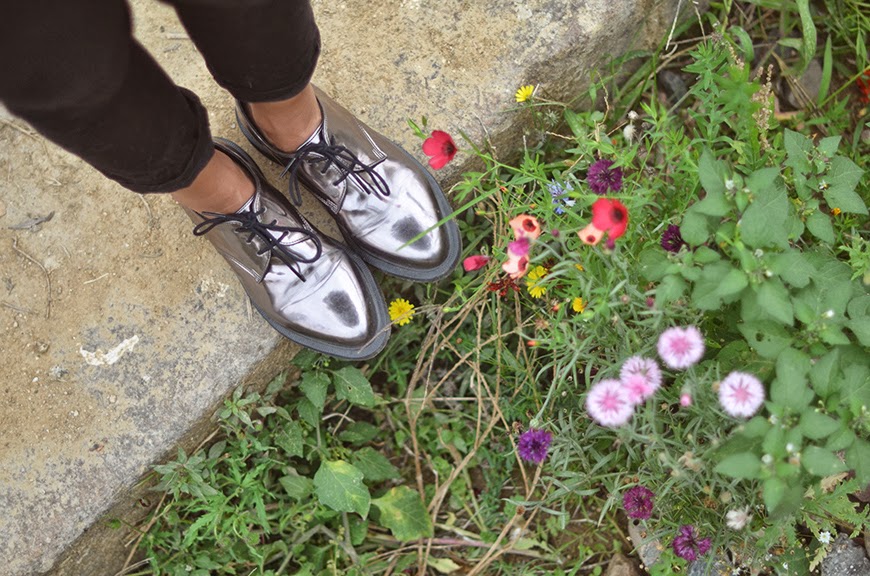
xmin=187 ymin=138 xmax=390 ymax=360
xmin=236 ymin=86 xmax=462 ymax=282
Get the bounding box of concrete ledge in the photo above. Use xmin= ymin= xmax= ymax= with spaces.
xmin=0 ymin=1 xmax=682 ymax=574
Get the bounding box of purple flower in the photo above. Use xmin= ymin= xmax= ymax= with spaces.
xmin=672 ymin=524 xmax=712 ymax=562
xmin=547 ymin=181 xmax=576 ymax=215
xmin=661 ymin=224 xmax=687 ymax=253
xmin=622 ymin=485 xmax=655 ymax=519
xmin=517 ymin=428 xmax=553 ymax=464
xmin=587 ymin=159 xmax=623 ymax=195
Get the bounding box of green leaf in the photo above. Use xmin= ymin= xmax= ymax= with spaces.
xmin=279 ymin=473 xmax=314 ymax=500
xmin=299 ymin=372 xmax=330 ymax=411
xmin=763 ymin=477 xmax=787 ymax=512
xmin=818 ymin=36 xmax=832 ymax=102
xmin=695 ymin=150 xmax=731 ymax=216
xmin=841 ymin=364 xmax=870 ymax=410
xmin=845 ymin=439 xmax=870 ymax=486
xmin=680 ymin=209 xmax=712 ymax=246
xmin=758 ymin=279 xmax=794 ymax=325
xmin=794 ymin=0 xmax=817 ymax=75
xmin=351 ymin=447 xmax=401 ymax=482
xmin=714 ymin=452 xmax=762 ymax=479
xmin=847 ymin=295 xmax=870 ymax=346
xmin=810 ymin=348 xmax=840 ymax=398
xmin=826 ymin=427 xmax=856 ymax=451
xmin=776 ymin=347 xmax=811 ymax=388
xmin=740 ymin=168 xmax=789 ymax=248
xmin=333 ymin=367 xmax=376 ymax=407
xmin=296 ymin=398 xmax=321 ymax=427
xmin=802 ymin=446 xmax=847 ymax=477
xmin=770 ymin=250 xmax=814 ymax=288
xmin=823 ymin=157 xmax=867 ymax=214
xmin=339 ymin=421 xmax=380 ymax=445
xmin=655 ymin=274 xmax=687 ymax=306
xmin=564 ymin=109 xmax=585 ymax=139
xmin=806 ymin=211 xmax=835 ymax=244
xmin=314 ymin=460 xmax=371 ymax=518
xmin=692 ymin=262 xmax=748 ymax=310
xmin=738 ymin=320 xmax=793 ymax=359
xmin=275 ymin=420 xmax=304 ymax=458
xmin=372 ymin=486 xmax=433 ymax=541
xmin=784 ymin=130 xmax=813 ymax=177
xmin=638 ymin=248 xmax=673 ymax=281
xmin=799 ymin=411 xmax=840 ymax=440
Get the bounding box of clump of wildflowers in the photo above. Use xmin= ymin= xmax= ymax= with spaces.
xmin=657 ymin=326 xmax=705 ymax=370
xmin=586 ymin=379 xmax=633 ymax=427
xmin=622 ymin=485 xmax=655 ymax=519
xmin=517 ymin=428 xmax=552 ymax=464
xmin=718 ymin=371 xmax=765 ymax=418
xmin=672 ymin=524 xmax=711 ymax=561
xmin=619 ymin=356 xmax=662 ymax=404
xmin=547 ymin=181 xmax=576 ymax=215
xmin=587 ymin=159 xmax=623 ymax=195
xmin=661 ymin=224 xmax=687 ymax=253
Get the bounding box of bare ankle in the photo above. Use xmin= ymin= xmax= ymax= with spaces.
xmin=248 ymin=84 xmax=322 ymax=153
xmin=171 ymin=150 xmax=254 ymax=214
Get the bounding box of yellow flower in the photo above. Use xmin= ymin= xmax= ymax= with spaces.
xmin=526 ymin=265 xmax=547 ymax=299
xmin=575 ymin=264 xmax=584 ymax=272
xmin=572 ymin=297 xmax=586 ymax=313
xmin=832 ymin=207 xmax=842 ymax=216
xmin=515 ymin=84 xmax=535 ymax=103
xmin=388 ymin=298 xmax=415 ymax=326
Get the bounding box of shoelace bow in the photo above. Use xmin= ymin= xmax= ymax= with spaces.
xmin=192 ymin=204 xmax=322 ymax=281
xmin=280 ymin=135 xmax=391 ymax=205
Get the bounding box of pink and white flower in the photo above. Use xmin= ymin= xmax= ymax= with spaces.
xmin=619 ymin=356 xmax=662 ymax=404
xmin=718 ymin=371 xmax=765 ymax=418
xmin=586 ymin=379 xmax=634 ymax=427
xmin=657 ymin=326 xmax=705 ymax=370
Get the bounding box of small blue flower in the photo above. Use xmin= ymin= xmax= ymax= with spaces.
xmin=547 ymin=181 xmax=576 ymax=215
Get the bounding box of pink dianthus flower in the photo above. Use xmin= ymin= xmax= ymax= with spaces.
xmin=586 ymin=379 xmax=634 ymax=427
xmin=619 ymin=356 xmax=662 ymax=404
xmin=657 ymin=326 xmax=705 ymax=370
xmin=718 ymin=371 xmax=765 ymax=418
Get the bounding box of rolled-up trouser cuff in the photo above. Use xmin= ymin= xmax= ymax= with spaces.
xmin=121 ymin=88 xmax=215 ymax=194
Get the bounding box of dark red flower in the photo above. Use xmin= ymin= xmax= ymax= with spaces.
xmin=857 ymin=69 xmax=870 ymax=105
xmin=587 ymin=159 xmax=623 ymax=195
xmin=422 ymin=130 xmax=457 ymax=170
xmin=661 ymin=224 xmax=686 ymax=252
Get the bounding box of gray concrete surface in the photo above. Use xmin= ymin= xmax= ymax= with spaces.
xmin=0 ymin=0 xmax=684 ymax=574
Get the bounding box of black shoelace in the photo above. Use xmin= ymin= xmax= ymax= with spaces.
xmin=280 ymin=135 xmax=391 ymax=205
xmin=193 ymin=204 xmax=322 ymax=281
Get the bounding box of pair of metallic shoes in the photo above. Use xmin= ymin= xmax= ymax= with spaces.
xmin=186 ymin=88 xmax=461 ymax=360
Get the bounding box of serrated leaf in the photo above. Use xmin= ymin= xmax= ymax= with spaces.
xmin=655 ymin=274 xmax=686 ymax=306
xmin=692 ymin=262 xmax=748 ymax=310
xmin=339 ymin=421 xmax=380 ymax=445
xmin=802 ymin=446 xmax=847 ymax=477
xmin=314 ymin=460 xmax=371 ymax=518
xmin=806 ymin=211 xmax=835 ymax=244
xmin=351 ymin=447 xmax=400 ymax=482
xmin=296 ymin=398 xmax=321 ymax=427
xmin=763 ymin=477 xmax=787 ymax=512
xmin=800 ymin=411 xmax=840 ymax=440
xmin=680 ymin=209 xmax=712 ymax=246
xmin=299 ymin=372 xmax=330 ymax=411
xmin=275 ymin=419 xmax=304 ymax=458
xmin=279 ymin=473 xmax=314 ymax=500
xmin=823 ymin=157 xmax=866 ymax=214
xmin=738 ymin=321 xmax=793 ymax=359
xmin=770 ymin=250 xmax=814 ymax=288
xmin=842 ymin=364 xmax=870 ymax=409
xmin=714 ymin=452 xmax=762 ymax=479
xmin=333 ymin=367 xmax=376 ymax=407
xmin=741 ymin=168 xmax=789 ymax=248
xmin=845 ymin=439 xmax=870 ymax=486
xmin=372 ymin=486 xmax=433 ymax=541
xmin=758 ymin=279 xmax=794 ymax=325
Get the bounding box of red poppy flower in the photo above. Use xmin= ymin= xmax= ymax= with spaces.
xmin=857 ymin=69 xmax=870 ymax=105
xmin=463 ymin=255 xmax=491 ymax=272
xmin=591 ymin=198 xmax=629 ymax=239
xmin=422 ymin=130 xmax=457 ymax=170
